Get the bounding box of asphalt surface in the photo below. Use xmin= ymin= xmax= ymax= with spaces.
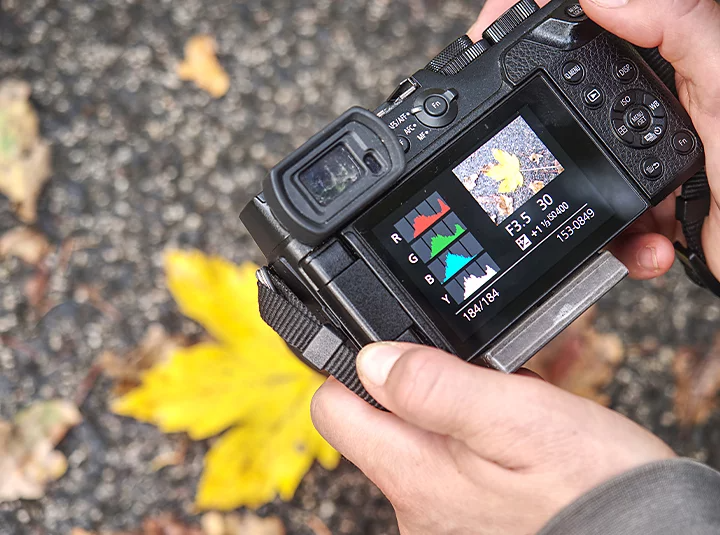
xmin=1 ymin=0 xmax=720 ymax=534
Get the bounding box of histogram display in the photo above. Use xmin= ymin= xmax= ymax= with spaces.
xmin=394 ymin=192 xmax=501 ymax=305
xmin=394 ymin=192 xmax=451 ymax=242
xmin=444 ymin=254 xmax=501 ymax=304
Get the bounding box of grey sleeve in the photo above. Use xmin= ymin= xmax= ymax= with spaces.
xmin=538 ymin=458 xmax=720 ymax=535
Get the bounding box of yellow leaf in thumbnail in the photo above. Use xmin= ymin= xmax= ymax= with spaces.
xmin=112 ymin=250 xmax=340 ymax=510
xmin=485 ymin=148 xmax=524 ymax=194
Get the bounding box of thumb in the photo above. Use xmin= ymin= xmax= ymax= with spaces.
xmin=355 ymin=342 xmax=562 ymax=468
xmin=579 ymin=0 xmax=720 ymax=121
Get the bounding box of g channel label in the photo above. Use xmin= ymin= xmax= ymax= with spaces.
xmin=391 ymin=192 xmax=502 ymax=306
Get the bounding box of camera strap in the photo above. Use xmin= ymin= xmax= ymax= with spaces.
xmin=638 ymin=47 xmax=720 ymax=296
xmin=256 ymin=267 xmax=381 ymax=407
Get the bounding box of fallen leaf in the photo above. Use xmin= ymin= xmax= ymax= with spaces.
xmin=460 ymin=173 xmax=478 ymax=191
xmin=0 ymin=400 xmax=81 ymax=502
xmin=150 ymin=438 xmax=188 ymax=472
xmin=497 ymin=195 xmax=513 ymax=217
xmin=485 ymin=148 xmax=524 ymax=194
xmin=0 ymin=226 xmax=50 ymax=265
xmin=72 ymin=514 xmax=204 ymax=535
xmin=72 ymin=512 xmax=285 ymax=535
xmin=673 ymin=333 xmax=720 ymax=427
xmin=529 ymin=153 xmax=543 ymax=163
xmin=113 ymin=251 xmax=340 ymax=510
xmin=526 ymin=308 xmax=625 ymax=405
xmin=202 ymin=512 xmax=285 ymax=535
xmin=529 ymin=181 xmax=545 ymax=194
xmin=99 ymin=324 xmax=189 ymax=396
xmin=0 ymin=80 xmax=52 ymax=223
xmin=177 ymin=36 xmax=230 ymax=98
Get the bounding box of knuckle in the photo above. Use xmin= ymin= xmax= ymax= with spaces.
xmin=671 ymin=0 xmax=705 ymax=19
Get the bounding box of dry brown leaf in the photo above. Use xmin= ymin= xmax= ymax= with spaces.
xmin=0 ymin=80 xmax=52 ymax=223
xmin=529 ymin=181 xmax=545 ymax=194
xmin=0 ymin=400 xmax=82 ymax=502
xmin=497 ymin=195 xmax=514 ymax=217
xmin=673 ymin=333 xmax=720 ymax=427
xmin=99 ymin=324 xmax=189 ymax=395
xmin=72 ymin=513 xmax=285 ymax=535
xmin=202 ymin=512 xmax=285 ymax=535
xmin=529 ymin=153 xmax=543 ymax=164
xmin=0 ymin=226 xmax=50 ymax=265
xmin=150 ymin=438 xmax=188 ymax=472
xmin=526 ymin=307 xmax=625 ymax=405
xmin=177 ymin=36 xmax=230 ymax=98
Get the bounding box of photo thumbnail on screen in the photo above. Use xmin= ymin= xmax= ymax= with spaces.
xmin=452 ymin=115 xmax=565 ymax=225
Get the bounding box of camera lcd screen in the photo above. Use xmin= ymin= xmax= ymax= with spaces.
xmin=299 ymin=145 xmax=362 ymax=206
xmin=356 ymin=75 xmax=648 ymax=360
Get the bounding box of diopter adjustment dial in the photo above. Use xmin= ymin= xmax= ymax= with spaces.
xmin=483 ymin=0 xmax=539 ymax=45
xmin=425 ymin=36 xmax=474 ymax=73
xmin=440 ymin=39 xmax=492 ymax=75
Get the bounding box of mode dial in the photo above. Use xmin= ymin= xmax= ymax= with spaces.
xmin=425 ymin=35 xmax=474 ymax=73
xmin=483 ymin=0 xmax=539 ymax=45
xmin=440 ymin=39 xmax=491 ymax=75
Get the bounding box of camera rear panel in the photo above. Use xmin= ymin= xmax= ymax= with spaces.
xmin=243 ymin=0 xmax=705 ymax=374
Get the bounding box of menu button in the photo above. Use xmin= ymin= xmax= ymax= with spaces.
xmin=562 ymin=61 xmax=585 ymax=84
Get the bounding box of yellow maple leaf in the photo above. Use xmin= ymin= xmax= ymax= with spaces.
xmin=485 ymin=148 xmax=524 ymax=194
xmin=112 ymin=250 xmax=340 ymax=510
xmin=177 ymin=35 xmax=230 ymax=98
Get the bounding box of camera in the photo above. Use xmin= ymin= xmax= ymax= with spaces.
xmin=241 ymin=0 xmax=705 ymax=404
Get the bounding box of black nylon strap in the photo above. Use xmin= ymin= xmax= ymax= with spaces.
xmin=257 ymin=268 xmax=381 ymax=408
xmin=637 ymin=47 xmax=718 ymax=295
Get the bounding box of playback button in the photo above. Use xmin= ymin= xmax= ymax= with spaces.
xmin=582 ymin=85 xmax=604 ymax=109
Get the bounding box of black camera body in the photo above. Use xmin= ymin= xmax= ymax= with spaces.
xmin=241 ymin=0 xmax=704 ymax=402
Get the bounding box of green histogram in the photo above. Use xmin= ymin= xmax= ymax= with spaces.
xmin=430 ymin=224 xmax=465 ymax=258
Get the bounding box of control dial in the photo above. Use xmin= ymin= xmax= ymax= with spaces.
xmin=440 ymin=39 xmax=492 ymax=75
xmin=483 ymin=0 xmax=539 ymax=45
xmin=425 ymin=36 xmax=474 ymax=73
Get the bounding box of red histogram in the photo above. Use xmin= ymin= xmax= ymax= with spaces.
xmin=412 ymin=199 xmax=450 ymax=238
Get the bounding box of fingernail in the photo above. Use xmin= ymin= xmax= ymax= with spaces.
xmin=588 ymin=0 xmax=629 ymax=7
xmin=357 ymin=343 xmax=404 ymax=386
xmin=638 ymin=246 xmax=660 ymax=272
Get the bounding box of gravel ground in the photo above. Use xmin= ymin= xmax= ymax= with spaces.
xmin=1 ymin=0 xmax=719 ymax=534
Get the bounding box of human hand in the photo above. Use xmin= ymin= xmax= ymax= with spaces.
xmin=311 ymin=343 xmax=675 ymax=534
xmin=470 ymin=0 xmax=720 ymax=281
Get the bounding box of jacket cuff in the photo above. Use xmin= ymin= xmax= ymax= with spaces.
xmin=538 ymin=458 xmax=720 ymax=535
